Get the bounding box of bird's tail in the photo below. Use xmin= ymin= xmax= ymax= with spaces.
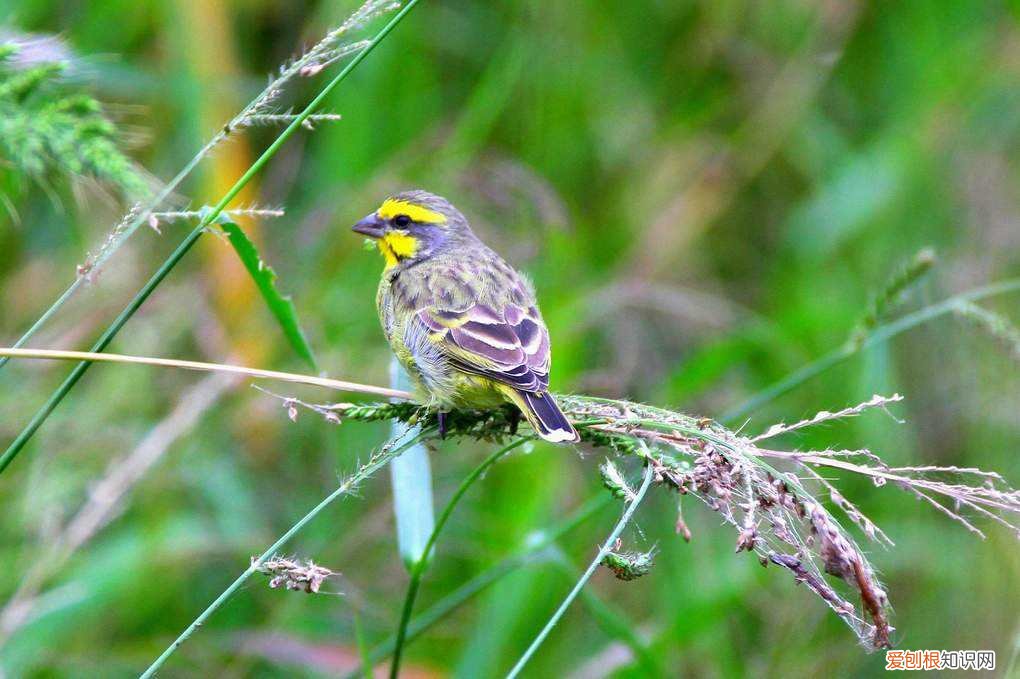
xmin=504 ymin=388 xmax=580 ymax=444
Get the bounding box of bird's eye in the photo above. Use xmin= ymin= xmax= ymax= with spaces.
xmin=393 ymin=214 xmax=411 ymax=228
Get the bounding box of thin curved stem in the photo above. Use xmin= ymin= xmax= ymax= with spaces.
xmin=723 ymin=277 xmax=1020 ymax=421
xmin=0 ymin=227 xmax=204 ymax=475
xmin=139 ymin=427 xmax=433 ymax=679
xmin=0 ymin=138 xmax=223 ymax=373
xmin=0 ymin=0 xmax=424 ymax=477
xmin=0 ymin=1 xmax=396 ymax=374
xmin=549 ymin=554 xmax=662 ymax=677
xmin=389 ymin=437 xmax=530 ymax=678
xmin=505 ymin=463 xmax=656 ymax=679
xmin=0 ymin=348 xmax=413 ymax=400
xmin=343 ymin=494 xmax=610 ymax=679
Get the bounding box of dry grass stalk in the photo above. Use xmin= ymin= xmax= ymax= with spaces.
xmin=274 ymin=391 xmax=1019 ymax=651
xmin=752 ymin=393 xmax=903 ymax=442
xmin=147 ymin=206 xmax=285 ymax=233
xmin=953 ymin=300 xmax=1020 ymax=359
xmin=253 ymin=556 xmax=337 ymax=594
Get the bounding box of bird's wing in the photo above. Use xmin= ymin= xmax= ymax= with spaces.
xmin=416 ymin=301 xmax=551 ymax=392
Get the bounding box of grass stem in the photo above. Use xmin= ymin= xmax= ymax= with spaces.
xmin=505 ymin=463 xmax=655 ymax=678
xmin=0 ymin=0 xmax=424 ymax=476
xmin=389 ymin=437 xmax=529 ymax=678
xmin=0 ymin=227 xmax=204 ymax=475
xmin=723 ymin=277 xmax=1020 ymax=421
xmin=139 ymin=428 xmax=432 ymax=678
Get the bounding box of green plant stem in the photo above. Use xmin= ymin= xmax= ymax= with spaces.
xmin=389 ymin=437 xmax=530 ymax=679
xmin=0 ymin=0 xmax=423 ymax=477
xmin=139 ymin=428 xmax=432 ymax=679
xmin=505 ymin=464 xmax=656 ymax=679
xmin=550 ymin=554 xmax=662 ymax=677
xmin=0 ymin=227 xmax=203 ymax=475
xmin=0 ymin=133 xmax=227 ymax=374
xmin=344 ymin=494 xmax=610 ymax=678
xmin=0 ymin=284 xmax=75 ymax=371
xmin=723 ymin=277 xmax=1020 ymax=422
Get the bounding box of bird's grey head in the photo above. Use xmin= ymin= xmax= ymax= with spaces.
xmin=352 ymin=190 xmax=475 ymax=266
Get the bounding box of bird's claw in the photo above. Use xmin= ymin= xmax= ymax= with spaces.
xmin=508 ymin=409 xmax=520 ymax=436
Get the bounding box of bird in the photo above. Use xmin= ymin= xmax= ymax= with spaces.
xmin=353 ymin=189 xmax=579 ymax=444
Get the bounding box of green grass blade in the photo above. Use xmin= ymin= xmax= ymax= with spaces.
xmin=218 ymin=215 xmax=318 ymax=371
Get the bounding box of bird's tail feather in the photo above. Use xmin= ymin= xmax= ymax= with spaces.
xmin=504 ymin=389 xmax=579 ymax=444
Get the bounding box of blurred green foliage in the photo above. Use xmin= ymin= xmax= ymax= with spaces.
xmin=1 ymin=0 xmax=1018 ymax=677
xmin=0 ymin=37 xmax=150 ymax=205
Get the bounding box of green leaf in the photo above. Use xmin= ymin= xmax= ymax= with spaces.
xmin=216 ymin=216 xmax=318 ymax=371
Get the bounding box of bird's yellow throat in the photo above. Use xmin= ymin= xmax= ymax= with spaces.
xmin=378 ymin=231 xmax=418 ymax=267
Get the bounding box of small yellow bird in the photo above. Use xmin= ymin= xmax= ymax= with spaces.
xmin=353 ymin=190 xmax=579 ymax=443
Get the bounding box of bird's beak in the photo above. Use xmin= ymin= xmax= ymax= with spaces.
xmin=352 ymin=213 xmax=386 ymax=238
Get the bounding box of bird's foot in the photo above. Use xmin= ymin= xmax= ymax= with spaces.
xmin=437 ymin=411 xmax=448 ymax=439
xmin=508 ymin=408 xmax=521 ymax=436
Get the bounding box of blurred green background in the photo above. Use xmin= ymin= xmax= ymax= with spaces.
xmin=1 ymin=0 xmax=1019 ymax=676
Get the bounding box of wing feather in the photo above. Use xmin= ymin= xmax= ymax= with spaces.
xmin=416 ymin=301 xmax=551 ymax=393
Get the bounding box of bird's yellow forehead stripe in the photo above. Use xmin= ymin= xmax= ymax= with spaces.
xmin=377 ymin=198 xmax=447 ymax=224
